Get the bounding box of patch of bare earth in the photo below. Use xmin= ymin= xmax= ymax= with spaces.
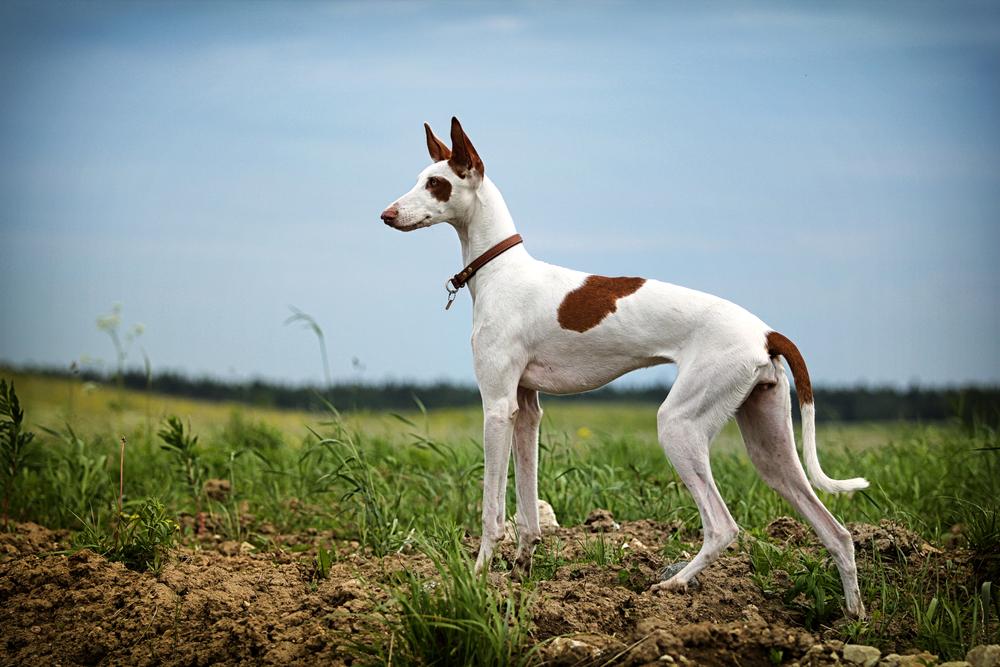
xmin=0 ymin=517 xmax=973 ymax=666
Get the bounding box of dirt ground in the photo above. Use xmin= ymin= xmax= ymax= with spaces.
xmin=0 ymin=517 xmax=963 ymax=666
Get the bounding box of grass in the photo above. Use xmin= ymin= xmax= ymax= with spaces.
xmin=2 ymin=370 xmax=999 ymax=660
xmin=352 ymin=531 xmax=535 ymax=667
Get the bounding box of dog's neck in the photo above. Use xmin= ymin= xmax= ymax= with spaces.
xmin=452 ymin=177 xmax=521 ymax=298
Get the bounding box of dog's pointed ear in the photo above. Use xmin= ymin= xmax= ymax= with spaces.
xmin=448 ymin=116 xmax=485 ymax=179
xmin=424 ymin=122 xmax=451 ymax=162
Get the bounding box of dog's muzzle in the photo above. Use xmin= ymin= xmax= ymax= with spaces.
xmin=380 ymin=205 xmax=399 ymax=226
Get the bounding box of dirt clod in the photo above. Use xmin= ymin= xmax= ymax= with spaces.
xmin=203 ymin=478 xmax=232 ymax=501
xmin=584 ymin=508 xmax=621 ymax=532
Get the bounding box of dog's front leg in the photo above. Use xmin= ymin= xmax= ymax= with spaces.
xmin=474 ymin=397 xmax=518 ymax=574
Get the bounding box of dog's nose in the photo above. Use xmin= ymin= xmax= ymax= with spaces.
xmin=381 ymin=205 xmax=399 ymax=224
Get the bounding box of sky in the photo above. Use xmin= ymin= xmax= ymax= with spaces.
xmin=1 ymin=1 xmax=998 ymax=388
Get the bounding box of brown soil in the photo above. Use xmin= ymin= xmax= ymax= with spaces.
xmin=0 ymin=517 xmax=959 ymax=666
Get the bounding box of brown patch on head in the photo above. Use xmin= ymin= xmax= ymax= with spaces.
xmin=766 ymin=331 xmax=813 ymax=405
xmin=424 ymin=122 xmax=451 ymax=162
xmin=557 ymin=275 xmax=646 ymax=333
xmin=425 ymin=176 xmax=452 ymax=202
xmin=448 ymin=116 xmax=484 ymax=178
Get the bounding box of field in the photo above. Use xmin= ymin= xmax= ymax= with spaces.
xmin=1 ymin=370 xmax=998 ymax=665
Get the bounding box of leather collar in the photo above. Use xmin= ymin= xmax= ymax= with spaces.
xmin=445 ymin=234 xmax=523 ymax=310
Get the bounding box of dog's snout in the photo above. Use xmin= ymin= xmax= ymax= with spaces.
xmin=381 ymin=205 xmax=399 ymax=225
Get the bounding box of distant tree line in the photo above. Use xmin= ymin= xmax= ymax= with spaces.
xmin=6 ymin=364 xmax=999 ymax=424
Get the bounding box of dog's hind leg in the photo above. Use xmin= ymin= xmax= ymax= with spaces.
xmin=735 ymin=365 xmax=866 ymax=618
xmin=651 ymin=357 xmax=759 ymax=593
xmin=511 ymin=386 xmax=542 ymax=579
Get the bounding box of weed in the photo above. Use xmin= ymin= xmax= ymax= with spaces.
xmin=95 ymin=304 xmax=144 ymax=407
xmin=580 ymin=532 xmax=625 ymax=567
xmin=314 ymin=542 xmax=337 ymax=580
xmin=1 ymin=379 xmax=35 ymax=529
xmin=784 ymin=550 xmax=842 ymax=629
xmin=313 ymin=417 xmax=412 ymax=557
xmin=285 ymin=306 xmax=332 ymax=388
xmin=530 ymin=537 xmax=567 ymax=581
xmin=38 ymin=423 xmax=110 ymax=527
xmin=75 ymin=497 xmax=178 ymax=572
xmin=748 ymin=538 xmax=841 ymax=628
xmin=158 ymin=416 xmax=206 ymax=519
xmin=354 ymin=533 xmax=534 ymax=667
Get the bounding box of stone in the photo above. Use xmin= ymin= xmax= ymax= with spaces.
xmin=967 ymin=645 xmax=1000 ymax=667
xmin=548 ymin=637 xmax=601 ymax=662
xmin=538 ymin=499 xmax=560 ymax=532
xmin=891 ymin=652 xmax=938 ymax=666
xmin=504 ymin=500 xmax=561 ymax=541
xmin=939 ymin=662 xmax=972 ymax=667
xmin=657 ymin=561 xmax=700 ymax=590
xmin=842 ymin=644 xmax=882 ymax=667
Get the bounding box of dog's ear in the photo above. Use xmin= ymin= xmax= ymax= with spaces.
xmin=448 ymin=116 xmax=485 ymax=179
xmin=424 ymin=122 xmax=451 ymax=163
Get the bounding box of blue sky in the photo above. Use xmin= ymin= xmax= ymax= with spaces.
xmin=1 ymin=1 xmax=998 ymax=387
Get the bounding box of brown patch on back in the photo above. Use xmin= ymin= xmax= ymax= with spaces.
xmin=426 ymin=176 xmax=452 ymax=202
xmin=766 ymin=331 xmax=813 ymax=405
xmin=557 ymin=275 xmax=646 ymax=333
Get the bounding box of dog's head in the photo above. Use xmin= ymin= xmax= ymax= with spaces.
xmin=380 ymin=117 xmax=485 ymax=231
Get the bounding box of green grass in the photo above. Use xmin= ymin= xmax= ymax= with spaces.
xmin=351 ymin=531 xmax=535 ymax=667
xmin=3 ymin=370 xmax=999 ymax=660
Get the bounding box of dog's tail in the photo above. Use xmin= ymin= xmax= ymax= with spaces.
xmin=767 ymin=331 xmax=869 ymax=494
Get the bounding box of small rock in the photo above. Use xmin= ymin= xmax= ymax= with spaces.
xmin=504 ymin=500 xmax=560 ymax=541
xmin=585 ymin=508 xmax=620 ymax=532
xmin=538 ymin=499 xmax=559 ymax=532
xmin=891 ymin=652 xmax=938 ymax=666
xmin=548 ymin=637 xmax=600 ymax=662
xmin=843 ymin=644 xmax=882 ymax=667
xmin=657 ymin=561 xmax=700 ymax=590
xmin=968 ymin=645 xmax=1000 ymax=667
xmin=805 ymin=644 xmax=826 ymax=658
xmin=31 ymin=626 xmax=41 ymax=634
xmin=939 ymin=662 xmax=972 ymax=667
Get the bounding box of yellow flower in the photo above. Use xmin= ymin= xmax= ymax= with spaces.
xmin=577 ymin=427 xmax=593 ymax=439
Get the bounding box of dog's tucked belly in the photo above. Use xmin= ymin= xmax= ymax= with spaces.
xmin=519 ymin=355 xmax=671 ymax=395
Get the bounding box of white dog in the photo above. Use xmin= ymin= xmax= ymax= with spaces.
xmin=381 ymin=118 xmax=868 ymax=617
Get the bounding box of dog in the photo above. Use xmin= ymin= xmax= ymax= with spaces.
xmin=380 ymin=117 xmax=869 ymax=618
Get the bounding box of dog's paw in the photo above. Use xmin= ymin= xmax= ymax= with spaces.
xmin=845 ymin=601 xmax=868 ymax=621
xmin=655 ymin=561 xmax=700 ymax=591
xmin=650 ymin=579 xmax=687 ymax=594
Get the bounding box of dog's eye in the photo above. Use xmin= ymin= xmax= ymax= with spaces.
xmin=427 ymin=177 xmax=439 ymax=187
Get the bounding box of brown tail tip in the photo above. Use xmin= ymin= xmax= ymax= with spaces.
xmin=766 ymin=331 xmax=813 ymax=405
